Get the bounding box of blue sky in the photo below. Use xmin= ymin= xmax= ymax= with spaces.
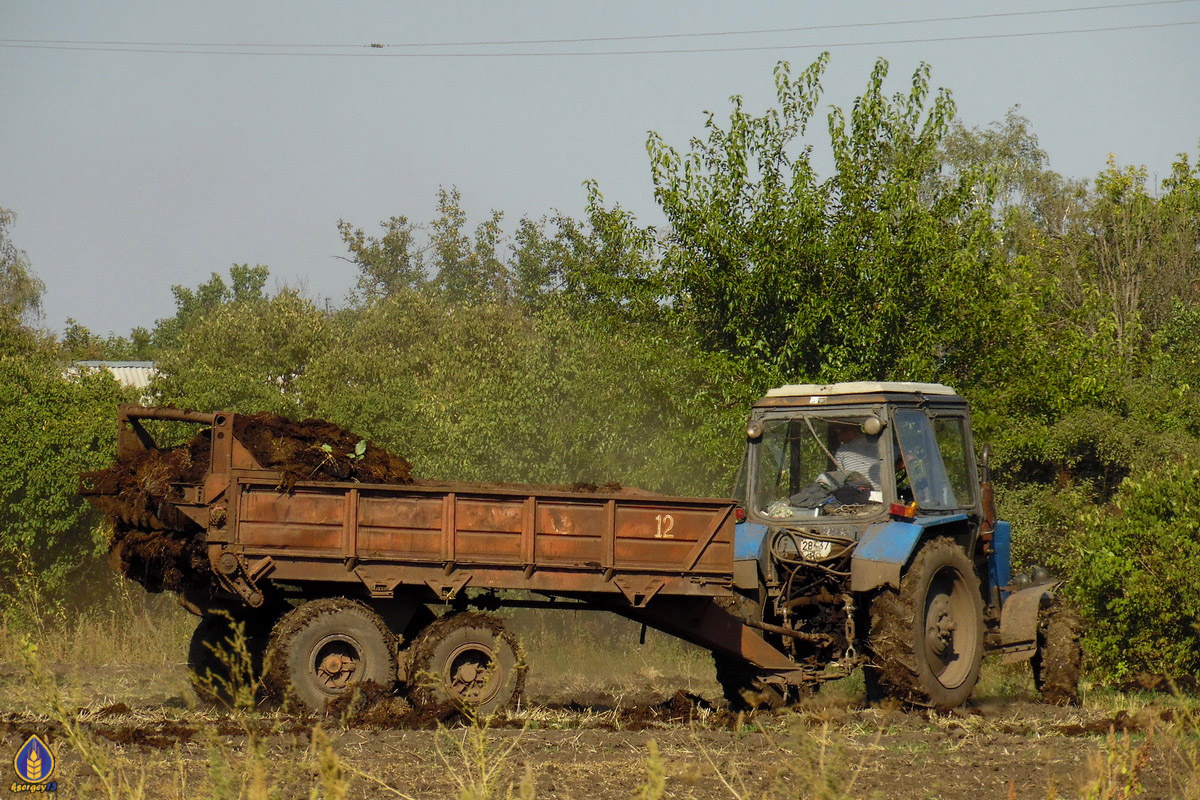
xmin=2 ymin=1 xmax=1198 ymax=335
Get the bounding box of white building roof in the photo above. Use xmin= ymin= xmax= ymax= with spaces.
xmin=71 ymin=361 xmax=158 ymax=390
xmin=765 ymin=381 xmax=958 ymax=398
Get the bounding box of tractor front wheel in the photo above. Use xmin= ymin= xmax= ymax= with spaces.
xmin=1031 ymin=597 xmax=1083 ymax=706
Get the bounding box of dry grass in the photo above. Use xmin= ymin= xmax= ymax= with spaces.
xmin=0 ymin=584 xmax=193 ymax=667
xmin=2 ymin=597 xmax=1200 ymax=798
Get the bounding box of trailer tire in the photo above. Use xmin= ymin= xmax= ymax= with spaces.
xmin=407 ymin=612 xmax=525 ymax=717
xmin=713 ymin=654 xmax=788 ymax=711
xmin=866 ymin=537 xmax=984 ymax=709
xmin=1031 ymin=598 xmax=1083 ymax=706
xmin=264 ymin=598 xmax=396 ymax=713
xmin=187 ymin=612 xmax=268 ymax=708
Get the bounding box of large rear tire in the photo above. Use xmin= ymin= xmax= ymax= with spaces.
xmin=264 ymin=598 xmax=396 ymax=712
xmin=866 ymin=538 xmax=985 ymax=709
xmin=407 ymin=612 xmax=525 ymax=717
xmin=1031 ymin=597 xmax=1083 ymax=706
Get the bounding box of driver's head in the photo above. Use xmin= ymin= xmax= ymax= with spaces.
xmin=833 ymin=423 xmax=860 ymax=444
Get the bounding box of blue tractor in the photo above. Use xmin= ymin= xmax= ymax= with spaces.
xmin=724 ymin=381 xmax=1081 ymax=709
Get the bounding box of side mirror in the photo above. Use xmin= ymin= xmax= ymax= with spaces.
xmin=862 ymin=415 xmax=885 ymax=436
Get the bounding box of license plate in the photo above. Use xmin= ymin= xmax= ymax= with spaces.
xmin=798 ymin=537 xmax=833 ymax=561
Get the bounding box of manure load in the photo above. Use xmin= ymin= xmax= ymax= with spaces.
xmin=83 ymin=407 xmax=412 ymax=594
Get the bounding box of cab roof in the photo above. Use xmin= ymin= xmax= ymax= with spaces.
xmin=765 ymin=381 xmax=958 ymax=398
xmin=754 ymin=381 xmax=966 ymax=408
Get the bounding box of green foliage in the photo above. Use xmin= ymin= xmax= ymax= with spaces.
xmin=154 ymin=286 xmax=328 ymax=416
xmin=1062 ymin=460 xmax=1200 ymax=678
xmin=647 ymin=55 xmax=1015 ymax=386
xmin=61 ymin=318 xmax=153 ymax=361
xmin=0 ymin=208 xmax=42 ymax=325
xmin=151 ymin=264 xmax=269 ymax=351
xmin=0 ymin=207 xmax=45 ymax=355
xmin=0 ymin=349 xmax=126 ymax=620
xmin=337 ymin=214 xmax=427 ymax=301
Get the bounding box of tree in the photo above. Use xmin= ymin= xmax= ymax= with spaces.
xmin=298 ymin=290 xmax=748 ymax=494
xmin=151 ymin=264 xmax=270 ymax=350
xmin=338 ymin=215 xmax=427 ymax=301
xmin=0 ymin=207 xmax=45 ymax=354
xmin=0 ymin=336 xmax=127 ymax=620
xmin=153 ymin=286 xmax=328 ymax=416
xmin=431 ymin=188 xmax=511 ymax=304
xmin=646 ymin=55 xmax=1013 ymax=386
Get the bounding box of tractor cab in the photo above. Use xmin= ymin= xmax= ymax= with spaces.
xmin=738 ymin=381 xmax=980 ymax=537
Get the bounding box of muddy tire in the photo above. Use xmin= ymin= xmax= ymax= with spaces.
xmin=264 ymin=598 xmax=396 ymax=712
xmin=866 ymin=537 xmax=984 ymax=709
xmin=713 ymin=654 xmax=788 ymax=711
xmin=1031 ymin=598 xmax=1083 ymax=706
xmin=187 ymin=613 xmax=268 ymax=708
xmin=407 ymin=612 xmax=525 ymax=717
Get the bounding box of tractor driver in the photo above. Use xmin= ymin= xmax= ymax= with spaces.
xmin=832 ymin=423 xmax=882 ymax=492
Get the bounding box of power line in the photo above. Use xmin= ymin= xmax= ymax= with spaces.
xmin=0 ymin=0 xmax=1195 ymax=50
xmin=0 ymin=20 xmax=1195 ymax=58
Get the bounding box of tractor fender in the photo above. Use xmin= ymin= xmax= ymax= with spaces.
xmin=850 ymin=515 xmax=970 ymax=592
xmin=850 ymin=520 xmax=922 ymax=592
xmin=998 ymin=583 xmax=1055 ymax=663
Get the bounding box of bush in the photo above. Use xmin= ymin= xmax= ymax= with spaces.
xmin=0 ymin=350 xmax=127 ymax=623
xmin=1062 ymin=459 xmax=1200 ymax=680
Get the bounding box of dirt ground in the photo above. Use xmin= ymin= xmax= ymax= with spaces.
xmin=0 ymin=660 xmax=1192 ymax=800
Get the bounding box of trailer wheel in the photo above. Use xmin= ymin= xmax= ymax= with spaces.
xmin=407 ymin=612 xmax=525 ymax=717
xmin=187 ymin=612 xmax=268 ymax=708
xmin=866 ymin=537 xmax=984 ymax=709
xmin=1031 ymin=598 xmax=1083 ymax=706
xmin=712 ymin=654 xmax=788 ymax=711
xmin=264 ymin=598 xmax=396 ymax=712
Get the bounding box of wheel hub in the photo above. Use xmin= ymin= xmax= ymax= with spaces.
xmin=312 ymin=639 xmax=361 ymax=690
xmin=445 ymin=644 xmax=497 ymax=703
xmin=925 ymin=595 xmax=957 ymax=657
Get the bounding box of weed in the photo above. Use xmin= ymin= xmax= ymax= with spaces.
xmin=434 ymin=707 xmax=527 ymax=800
xmin=1080 ymin=727 xmax=1154 ymax=800
xmin=635 ymin=739 xmax=667 ymax=800
xmin=17 ymin=636 xmax=146 ymax=800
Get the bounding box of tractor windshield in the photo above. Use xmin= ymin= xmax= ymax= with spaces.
xmin=750 ymin=415 xmax=885 ymax=520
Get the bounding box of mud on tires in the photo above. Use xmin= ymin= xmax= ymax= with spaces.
xmin=1031 ymin=597 xmax=1083 ymax=706
xmin=406 ymin=612 xmax=525 ymax=717
xmin=866 ymin=537 xmax=985 ymax=709
xmin=264 ymin=598 xmax=397 ymax=713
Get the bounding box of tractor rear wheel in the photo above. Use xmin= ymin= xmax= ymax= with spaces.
xmin=1031 ymin=597 xmax=1083 ymax=706
xmin=264 ymin=598 xmax=396 ymax=712
xmin=866 ymin=537 xmax=984 ymax=709
xmin=406 ymin=612 xmax=525 ymax=717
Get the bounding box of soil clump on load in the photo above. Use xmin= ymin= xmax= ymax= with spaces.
xmin=83 ymin=410 xmax=415 ymax=595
